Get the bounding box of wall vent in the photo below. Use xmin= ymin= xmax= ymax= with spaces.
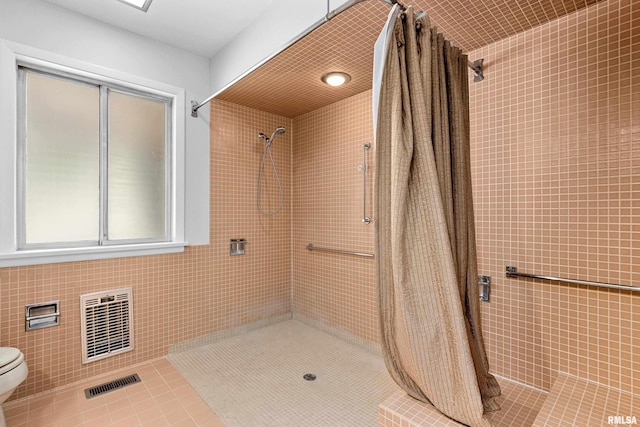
xmin=80 ymin=288 xmax=134 ymax=364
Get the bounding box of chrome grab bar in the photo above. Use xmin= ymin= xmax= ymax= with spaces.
xmin=362 ymin=143 xmax=371 ymax=224
xmin=306 ymin=243 xmax=374 ymax=258
xmin=506 ymin=266 xmax=640 ymax=292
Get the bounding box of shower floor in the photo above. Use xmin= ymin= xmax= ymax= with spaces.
xmin=167 ymin=320 xmax=399 ymax=427
xmin=168 ymin=319 xmax=549 ymax=426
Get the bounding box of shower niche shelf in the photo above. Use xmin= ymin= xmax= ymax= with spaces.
xmin=230 ymin=238 xmax=246 ymax=256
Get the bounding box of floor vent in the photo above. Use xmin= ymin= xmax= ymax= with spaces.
xmin=84 ymin=374 xmax=141 ymax=399
xmin=80 ymin=288 xmax=134 ymax=364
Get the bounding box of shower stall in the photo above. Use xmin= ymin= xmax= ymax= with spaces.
xmin=173 ymin=89 xmax=546 ymax=426
xmin=170 ymin=91 xmax=391 ymax=425
xmin=171 ymin=0 xmax=640 ymax=426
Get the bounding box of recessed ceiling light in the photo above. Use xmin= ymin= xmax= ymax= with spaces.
xmin=117 ymin=0 xmax=153 ymax=12
xmin=321 ymin=72 xmax=351 ymax=87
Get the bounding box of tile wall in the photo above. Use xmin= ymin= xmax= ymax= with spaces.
xmin=292 ymin=91 xmax=379 ymax=345
xmin=469 ymin=0 xmax=640 ymax=394
xmin=0 ymin=99 xmax=292 ymax=399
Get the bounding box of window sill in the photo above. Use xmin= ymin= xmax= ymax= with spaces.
xmin=0 ymin=242 xmax=187 ymax=267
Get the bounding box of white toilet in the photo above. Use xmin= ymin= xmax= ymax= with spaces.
xmin=0 ymin=348 xmax=28 ymax=427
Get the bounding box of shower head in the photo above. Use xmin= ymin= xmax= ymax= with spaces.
xmin=268 ymin=126 xmax=286 ymax=143
xmin=259 ymin=127 xmax=285 ymax=145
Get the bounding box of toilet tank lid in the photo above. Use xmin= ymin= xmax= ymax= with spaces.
xmin=0 ymin=347 xmax=22 ymax=369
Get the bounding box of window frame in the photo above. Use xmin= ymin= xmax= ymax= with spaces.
xmin=101 ymin=86 xmax=173 ymax=247
xmin=0 ymin=40 xmax=187 ymax=267
xmin=17 ymin=65 xmax=173 ymax=250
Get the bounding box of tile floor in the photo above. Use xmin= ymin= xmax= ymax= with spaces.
xmin=3 ymin=358 xmax=224 ymax=427
xmin=168 ymin=320 xmax=399 ymax=427
xmin=168 ymin=319 xmax=553 ymax=427
xmin=9 ymin=323 xmax=634 ymax=427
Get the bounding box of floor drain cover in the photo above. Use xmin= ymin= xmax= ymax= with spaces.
xmin=303 ymin=373 xmax=317 ymax=381
xmin=84 ymin=374 xmax=141 ymax=398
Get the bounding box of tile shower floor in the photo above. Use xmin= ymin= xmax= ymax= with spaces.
xmin=169 ymin=319 xmax=550 ymax=427
xmin=168 ymin=320 xmax=399 ymax=427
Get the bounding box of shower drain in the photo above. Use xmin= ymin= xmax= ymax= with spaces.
xmin=303 ymin=373 xmax=317 ymax=381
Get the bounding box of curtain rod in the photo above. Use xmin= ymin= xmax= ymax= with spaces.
xmin=191 ymin=0 xmax=404 ymax=118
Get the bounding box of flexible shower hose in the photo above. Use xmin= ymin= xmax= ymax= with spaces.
xmin=257 ymin=141 xmax=283 ymax=216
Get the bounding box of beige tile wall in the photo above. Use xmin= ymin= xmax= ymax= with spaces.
xmin=469 ymin=0 xmax=640 ymax=394
xmin=0 ymin=99 xmax=292 ymax=399
xmin=292 ymin=90 xmax=379 ymax=345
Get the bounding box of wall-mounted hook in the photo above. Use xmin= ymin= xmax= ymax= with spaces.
xmin=468 ymin=58 xmax=484 ymax=82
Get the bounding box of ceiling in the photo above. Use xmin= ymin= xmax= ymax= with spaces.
xmin=42 ymin=0 xmax=276 ymax=58
xmin=217 ymin=0 xmax=604 ymax=118
xmin=43 ymin=0 xmax=605 ymax=118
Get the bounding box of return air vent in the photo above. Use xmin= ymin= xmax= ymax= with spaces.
xmin=84 ymin=374 xmax=141 ymax=399
xmin=80 ymin=288 xmax=134 ymax=364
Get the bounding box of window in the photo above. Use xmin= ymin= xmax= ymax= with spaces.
xmin=18 ymin=67 xmax=171 ymax=249
xmin=0 ymin=41 xmax=189 ymax=267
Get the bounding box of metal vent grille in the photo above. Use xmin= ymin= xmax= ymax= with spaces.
xmin=84 ymin=374 xmax=141 ymax=399
xmin=80 ymin=288 xmax=134 ymax=364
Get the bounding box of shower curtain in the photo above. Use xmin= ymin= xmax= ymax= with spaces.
xmin=373 ymin=6 xmax=501 ymax=427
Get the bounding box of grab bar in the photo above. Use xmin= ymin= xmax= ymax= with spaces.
xmin=361 ymin=143 xmax=371 ymax=224
xmin=506 ymin=266 xmax=640 ymax=292
xmin=306 ymin=243 xmax=374 ymax=258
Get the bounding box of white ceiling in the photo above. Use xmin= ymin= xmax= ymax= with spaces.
xmin=42 ymin=0 xmax=277 ymax=58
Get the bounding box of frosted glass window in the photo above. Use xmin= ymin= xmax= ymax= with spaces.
xmin=18 ymin=67 xmax=171 ymax=250
xmin=108 ymin=92 xmax=167 ymax=240
xmin=24 ymin=72 xmax=100 ymax=245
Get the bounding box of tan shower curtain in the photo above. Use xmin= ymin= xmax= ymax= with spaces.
xmin=374 ymin=7 xmax=501 ymax=427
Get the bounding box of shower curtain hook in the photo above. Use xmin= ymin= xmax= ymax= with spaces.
xmin=389 ymin=0 xmax=407 ymax=11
